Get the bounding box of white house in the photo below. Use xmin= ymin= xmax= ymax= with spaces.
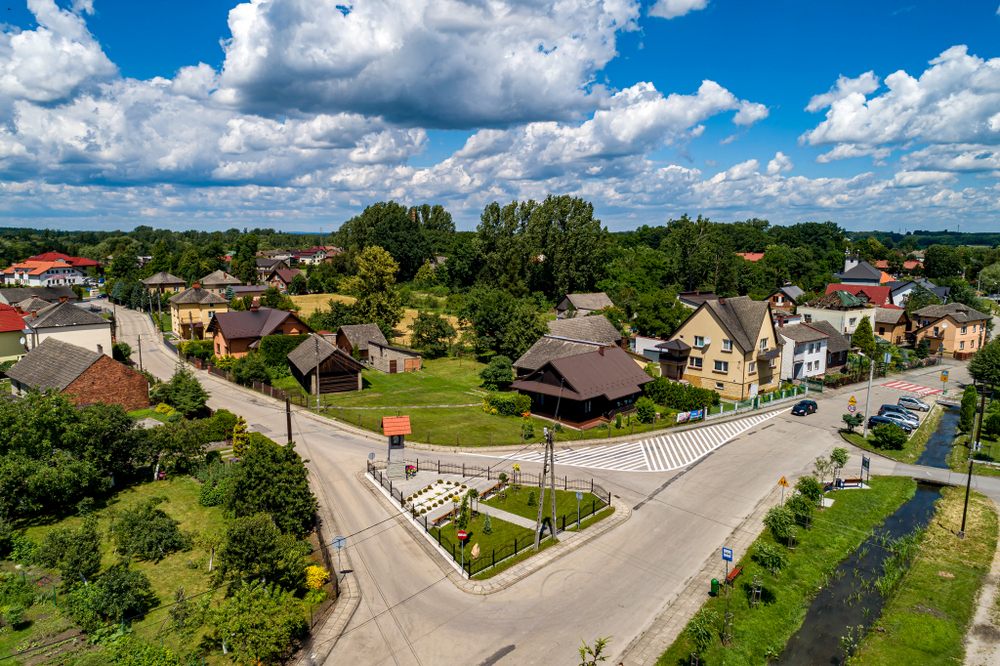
xmin=2 ymin=260 xmax=86 ymax=287
xmin=23 ymin=301 xmax=113 ymax=357
xmin=777 ymin=323 xmax=829 ymax=381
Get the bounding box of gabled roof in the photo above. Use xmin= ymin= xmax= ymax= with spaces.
xmin=837 ymin=260 xmax=883 ymax=281
xmin=547 ymin=314 xmax=622 ymax=345
xmin=874 ymin=307 xmax=907 ymax=325
xmin=15 ymin=297 xmax=49 ymax=313
xmin=6 ymin=338 xmax=102 ymax=391
xmin=887 ymin=278 xmax=950 ymax=300
xmin=287 ymin=333 xmax=365 ymax=375
xmin=208 ymin=307 xmax=310 ymax=339
xmin=701 ymin=296 xmax=771 ymax=352
xmin=27 ymin=301 xmax=109 ymax=329
xmin=561 ymin=292 xmax=613 ymax=311
xmin=199 ymin=270 xmax=241 ymax=286
xmin=770 ymin=284 xmax=804 ymax=301
xmin=4 ymin=260 xmax=79 ymax=276
xmin=256 ymin=257 xmax=286 ymax=268
xmin=369 ymin=341 xmax=421 ymax=356
xmin=912 ymin=303 xmax=989 ymax=324
xmin=169 ymin=287 xmax=228 ymax=305
xmin=805 ymin=320 xmax=850 ymax=353
xmin=679 ymin=291 xmax=720 ymax=307
xmin=141 ymin=271 xmax=186 ymax=286
xmin=337 ymin=324 xmax=388 ymax=351
xmin=513 ymin=336 xmax=602 ymax=371
xmin=777 ymin=323 xmax=829 ymax=344
xmin=381 ymin=416 xmax=411 ymax=436
xmin=736 ymin=252 xmax=765 ymax=262
xmin=0 ymin=304 xmax=24 ymax=333
xmin=0 ymin=286 xmax=77 ymax=305
xmin=824 ymin=284 xmax=891 ymax=307
xmin=269 ymin=268 xmax=302 ymax=284
xmin=28 ymin=252 xmax=101 ymax=268
xmin=874 ymin=259 xmax=922 ymax=270
xmin=512 ymin=347 xmax=654 ymax=402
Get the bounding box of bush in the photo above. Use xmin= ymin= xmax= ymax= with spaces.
xmin=794 ymin=476 xmax=824 ymax=502
xmin=763 ymin=505 xmax=795 ymax=541
xmin=258 ymin=334 xmax=310 ymax=367
xmin=92 ymin=564 xmax=156 ymax=620
xmin=107 ymin=635 xmax=181 ymax=665
xmin=635 ymin=397 xmax=656 ymax=424
xmin=479 ymin=356 xmax=514 ymax=390
xmin=199 ymin=409 xmax=239 ymax=442
xmin=986 ymin=412 xmax=1000 ymax=438
xmin=645 ymin=377 xmax=720 ymax=411
xmin=482 ymin=392 xmax=531 ymax=416
xmin=112 ymin=342 xmax=133 ymax=363
xmin=211 ymin=354 xmax=238 ymax=370
xmin=842 ymin=413 xmax=863 ymax=433
xmin=232 ymin=352 xmax=272 ymax=386
xmin=872 ymin=423 xmax=908 ymax=451
xmin=113 ymin=497 xmax=191 ymax=562
xmin=37 ymin=516 xmax=102 ymax=586
xmin=786 ymin=492 xmax=814 ymax=521
xmin=177 ymin=340 xmax=214 ymax=360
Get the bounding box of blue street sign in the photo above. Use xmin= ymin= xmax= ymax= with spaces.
xmin=862 ymin=456 xmax=870 ymax=471
xmin=722 ymin=548 xmax=733 ymax=562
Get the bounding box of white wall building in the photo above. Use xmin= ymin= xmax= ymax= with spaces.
xmin=777 ymin=324 xmax=829 ymax=381
xmin=23 ymin=301 xmax=113 ymax=357
xmin=2 ymin=261 xmax=86 ymax=287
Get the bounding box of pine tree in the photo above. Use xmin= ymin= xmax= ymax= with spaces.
xmin=232 ymin=416 xmax=251 ymax=456
xmin=852 ymin=315 xmax=878 ymax=360
xmin=482 ymin=513 xmax=492 ymax=535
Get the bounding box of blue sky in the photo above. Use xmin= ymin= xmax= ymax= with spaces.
xmin=1 ymin=0 xmax=1000 ymax=232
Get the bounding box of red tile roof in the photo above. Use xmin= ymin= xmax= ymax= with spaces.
xmin=873 ymin=259 xmax=922 ymax=270
xmin=3 ymin=260 xmax=77 ymax=276
xmin=736 ymin=252 xmax=765 ymax=262
xmin=381 ymin=416 xmax=411 ymax=437
xmin=0 ymin=303 xmax=24 ymax=333
xmin=824 ymin=283 xmax=891 ymax=306
xmin=28 ymin=252 xmax=101 ymax=268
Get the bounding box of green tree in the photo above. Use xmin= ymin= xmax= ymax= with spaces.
xmin=904 ymin=283 xmax=941 ymax=315
xmin=763 ymin=505 xmax=795 ymax=540
xmin=842 ymin=413 xmax=863 ymax=433
xmin=113 ymin=497 xmax=191 ymax=562
xmin=752 ymin=540 xmax=788 ymax=579
xmin=224 ymin=284 xmax=236 ymax=301
xmin=109 ymin=249 xmax=138 ymax=280
xmin=212 ymin=583 xmax=308 ymax=666
xmin=635 ymin=397 xmax=656 ymax=424
xmin=830 ymin=447 xmax=850 ymax=480
xmin=923 ymin=244 xmax=965 ymax=279
xmin=337 ymin=201 xmax=431 ymax=281
xmin=37 ymin=515 xmax=102 ymax=586
xmin=112 ymin=341 xmax=133 ymax=363
xmin=969 ymin=338 xmax=1000 ymax=386
xmin=288 ymin=272 xmax=308 ymax=295
xmin=960 ymin=384 xmax=979 ymax=432
xmin=795 ymin=476 xmax=824 ymax=503
xmin=214 ymin=515 xmax=306 ymax=586
xmin=872 ymin=424 xmax=908 ymax=450
xmin=524 ymin=195 xmax=611 ymax=298
xmin=479 ymin=356 xmax=514 ymax=390
xmin=980 ymin=262 xmax=1000 ymax=295
xmin=306 ymin=272 xmax=324 ymax=295
xmin=344 ymin=246 xmax=404 ymax=332
xmin=460 ymin=287 xmax=546 ymax=359
xmin=631 ymin=290 xmax=692 ymax=338
xmin=230 ymin=232 xmax=260 ymax=286
xmin=232 ymin=353 xmax=271 ymax=387
xmin=852 ymin=316 xmax=878 ymax=360
xmin=226 ymin=440 xmax=318 ymax=537
xmin=92 ymin=563 xmax=156 ymax=620
xmin=409 ymin=311 xmax=455 ymax=358
xmin=154 ymin=364 xmax=209 ymax=416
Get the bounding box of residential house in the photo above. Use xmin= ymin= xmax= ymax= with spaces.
xmin=292 ymin=247 xmax=328 ymax=266
xmin=256 ymin=258 xmax=289 ymax=280
xmin=23 ymin=300 xmax=113 ymax=356
xmin=776 ymin=323 xmax=829 ymax=381
xmin=6 ymin=338 xmax=148 ymax=410
xmin=773 ymin=311 xmax=802 ymax=327
xmin=910 ymin=303 xmax=990 ymax=358
xmin=335 ymin=324 xmax=388 ymax=361
xmin=797 ymin=290 xmax=876 ymax=341
xmin=267 ymin=268 xmax=303 ymax=293
xmin=515 ymin=314 xmax=626 ymax=378
xmin=835 ymin=256 xmax=883 ymax=286
xmin=2 ymin=260 xmax=86 ymax=287
xmin=141 ymin=272 xmax=187 ymax=297
xmin=766 ymin=284 xmax=804 ymax=314
xmin=824 ymin=283 xmax=892 ymax=306
xmin=27 ymin=252 xmax=102 ymax=273
xmin=807 ymin=320 xmax=851 ymax=373
xmin=514 ymin=337 xmax=605 ymax=378
xmin=286 ymin=333 xmax=365 ymax=393
xmin=512 ymin=346 xmax=655 ymax=427
xmin=548 ymin=314 xmax=623 ymax=347
xmin=887 ymin=279 xmax=951 ymax=307
xmin=368 ymin=341 xmax=422 ymax=373
xmin=678 ymin=291 xmax=720 ymax=309
xmin=0 ymin=286 xmax=77 ymax=306
xmin=231 ymin=285 xmax=266 ymax=304
xmin=206 ymin=307 xmax=311 ymax=358
xmin=874 ymin=307 xmax=909 ymax=345
xmin=199 ymin=270 xmax=242 ymax=296
xmin=555 ymin=292 xmax=614 ymax=318
xmin=874 ymin=258 xmax=923 ymax=272
xmin=663 ymin=296 xmax=782 ymax=400
xmin=169 ymin=286 xmax=229 ymax=340
xmin=736 ymin=252 xmax=765 ymax=262
xmin=0 ymin=304 xmax=27 ymax=363
xmin=14 ymin=297 xmax=50 ymax=315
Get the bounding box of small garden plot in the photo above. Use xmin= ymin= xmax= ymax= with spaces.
xmin=406 ymin=479 xmax=476 ymax=517
xmin=482 ymin=486 xmax=609 ymax=530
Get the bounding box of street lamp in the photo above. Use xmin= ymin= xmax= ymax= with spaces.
xmin=859 ymin=351 xmax=876 ymax=438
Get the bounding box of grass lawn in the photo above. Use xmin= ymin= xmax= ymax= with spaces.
xmin=853 ymin=486 xmax=998 ymax=666
xmin=947 ymin=433 xmax=1000 ymax=478
xmin=290 ymin=293 xmax=460 ymax=347
xmin=128 ymin=408 xmax=171 ymax=423
xmin=840 ymin=405 xmax=943 ymax=464
xmin=658 ymin=476 xmax=917 ymax=666
xmin=430 ymin=514 xmax=538 ymax=577
xmin=482 ymin=487 xmax=606 ymax=527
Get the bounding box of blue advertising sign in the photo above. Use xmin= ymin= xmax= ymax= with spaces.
xmin=690 ymin=409 xmax=704 ymax=421
xmin=862 ymin=456 xmax=870 ymax=471
xmin=722 ymin=547 xmax=733 ymax=562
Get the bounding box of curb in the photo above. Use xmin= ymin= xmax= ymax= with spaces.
xmin=357 ymin=470 xmax=631 ymax=595
xmin=293 ymin=568 xmax=361 ymax=666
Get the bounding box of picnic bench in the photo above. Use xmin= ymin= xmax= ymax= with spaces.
xmin=725 ymin=565 xmax=743 ymax=585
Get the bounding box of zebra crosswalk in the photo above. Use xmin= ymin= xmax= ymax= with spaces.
xmin=881 ymin=380 xmax=942 ymax=396
xmin=463 ymin=409 xmax=787 ymax=473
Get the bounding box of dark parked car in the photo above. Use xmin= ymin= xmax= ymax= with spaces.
xmin=791 ymin=400 xmax=818 ymax=416
xmin=868 ymin=414 xmax=913 ymax=434
xmin=898 ymin=396 xmax=930 ymax=412
xmin=879 ymin=404 xmax=920 ymax=427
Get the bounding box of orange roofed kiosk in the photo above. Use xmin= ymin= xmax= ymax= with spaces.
xmin=381 ymin=416 xmax=411 ymax=475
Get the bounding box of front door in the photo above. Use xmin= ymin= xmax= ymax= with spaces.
xmin=793 ymin=362 xmax=803 ymax=379
xmin=389 ymin=359 xmax=397 ymax=374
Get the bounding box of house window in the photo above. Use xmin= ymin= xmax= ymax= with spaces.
xmin=960 ymin=341 xmax=965 ymax=350
xmin=806 ymin=361 xmax=811 ymax=372
xmin=849 ymin=318 xmax=857 ymax=326
xmin=748 ymin=362 xmax=756 ymax=374
xmin=694 ymin=336 xmax=705 ymax=348
xmin=878 ymin=327 xmax=885 ymax=335
xmin=961 ymin=326 xmax=967 ymax=334
xmin=971 ymin=340 xmax=976 ymax=348
xmin=714 ymin=360 xmax=728 ymax=373
xmin=769 ymin=358 xmax=777 ymax=368
xmin=722 ymin=339 xmax=732 ymax=352
xmin=689 ymin=357 xmax=703 ymax=369
xmin=715 ymin=382 xmax=725 ymax=390
xmin=208 ymin=311 xmax=215 ymax=319
xmin=760 ymin=338 xmax=768 ymax=350
xmin=584 ymin=400 xmax=592 ymax=413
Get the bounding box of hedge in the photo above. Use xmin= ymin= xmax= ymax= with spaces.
xmin=644 ymin=376 xmax=720 ymax=411
xmin=482 ymin=392 xmax=531 ymax=416
xmin=259 ymin=334 xmax=311 ymax=367
xmin=177 ymin=339 xmax=214 ymax=360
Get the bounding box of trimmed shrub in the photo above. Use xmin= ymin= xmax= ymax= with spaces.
xmin=763 ymin=505 xmax=795 ymax=541
xmin=635 ymin=397 xmax=656 ymax=424
xmin=872 ymin=423 xmax=908 ymax=451
xmin=483 ymin=392 xmax=531 ymax=416
xmin=258 ymin=334 xmax=310 ymax=367
xmin=177 ymin=340 xmax=214 ymax=360
xmin=645 ymin=377 xmax=720 ymax=411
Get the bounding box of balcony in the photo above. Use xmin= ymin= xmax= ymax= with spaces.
xmin=757 ymin=347 xmax=781 ymax=362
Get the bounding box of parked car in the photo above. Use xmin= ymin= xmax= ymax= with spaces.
xmin=879 ymin=404 xmax=920 ymax=425
xmin=869 ymin=414 xmax=914 ymax=434
xmin=791 ymin=400 xmax=818 ymax=416
xmin=878 ymin=407 xmax=919 ymax=428
xmin=898 ymin=396 xmax=930 ymax=412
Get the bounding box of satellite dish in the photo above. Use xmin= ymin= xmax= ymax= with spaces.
xmin=941 ymin=323 xmax=948 ymax=329
xmin=18 ymin=337 xmax=25 ymax=345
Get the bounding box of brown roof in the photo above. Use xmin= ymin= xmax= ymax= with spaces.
xmin=286 ymin=333 xmax=365 ymax=375
xmin=208 ymin=307 xmax=310 ymax=339
xmin=141 ymin=271 xmax=186 ymax=286
xmin=678 ymin=291 xmax=720 ymax=307
xmin=547 ymin=314 xmax=622 ymax=345
xmin=199 ymin=270 xmax=241 ymax=287
xmin=337 ymin=324 xmax=388 ymax=351
xmin=169 ymin=287 xmax=228 ymax=305
xmin=805 ymin=320 xmax=850 ymax=354
xmin=912 ymin=303 xmax=989 ymax=324
xmin=270 ymin=268 xmax=302 ymax=284
xmin=701 ymin=296 xmax=771 ymax=352
xmin=561 ymin=292 xmax=614 ymax=311
xmin=777 ymin=323 xmax=829 ymax=344
xmin=513 ymin=336 xmax=602 ymax=372
xmin=512 ymin=347 xmax=654 ymax=402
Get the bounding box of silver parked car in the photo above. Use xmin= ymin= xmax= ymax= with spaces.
xmin=878 ymin=407 xmax=920 ymax=428
xmin=898 ymin=396 xmax=930 ymax=412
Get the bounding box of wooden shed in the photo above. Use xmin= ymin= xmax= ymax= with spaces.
xmin=287 ymin=333 xmax=366 ymax=394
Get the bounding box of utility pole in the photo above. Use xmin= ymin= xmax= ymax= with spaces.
xmin=137 ymin=336 xmax=143 ymax=372
xmin=861 ymin=352 xmax=875 ymax=438
xmin=314 ymin=334 xmax=321 ymax=410
xmin=534 ymin=379 xmax=564 ymax=551
xmin=286 ymin=396 xmax=293 ymax=445
xmin=960 ymin=385 xmax=988 ymax=538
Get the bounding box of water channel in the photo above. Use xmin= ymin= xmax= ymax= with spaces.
xmin=776 ymin=483 xmax=942 ymax=666
xmin=915 ymin=407 xmax=960 ymax=469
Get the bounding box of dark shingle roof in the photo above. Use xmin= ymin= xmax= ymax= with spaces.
xmin=16 ymin=297 xmax=50 ymax=313
xmin=287 ymin=333 xmax=365 ymax=375
xmin=0 ymin=286 xmax=77 ymax=305
xmin=6 ymin=338 xmax=101 ymax=391
xmin=701 ymin=296 xmax=771 ymax=352
xmin=199 ymin=270 xmax=241 ymax=286
xmin=270 ymin=268 xmax=302 ymax=284
xmin=169 ymin=287 xmax=228 ymax=305
xmin=513 ymin=336 xmax=602 ymax=371
xmin=208 ymin=307 xmax=307 ymax=339
xmin=912 ymin=303 xmax=989 ymax=323
xmin=874 ymin=307 xmax=907 ymax=325
xmin=678 ymin=291 xmax=720 ymax=307
xmin=141 ymin=271 xmax=186 ymax=286
xmin=778 ymin=323 xmax=829 ymax=344
xmin=562 ymin=292 xmax=614 ymax=311
xmin=337 ymin=324 xmax=388 ymax=351
xmin=837 ymin=260 xmax=882 ymax=281
xmin=772 ymin=285 xmax=805 ymax=301
xmin=806 ymin=320 xmax=850 ymax=353
xmin=512 ymin=347 xmax=654 ymax=402
xmin=28 ymin=301 xmax=109 ymax=329
xmin=547 ymin=314 xmax=622 ymax=345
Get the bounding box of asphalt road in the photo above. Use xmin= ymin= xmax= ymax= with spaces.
xmin=106 ymin=304 xmax=998 ymax=665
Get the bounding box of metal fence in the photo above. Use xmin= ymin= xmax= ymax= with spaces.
xmin=705 ymin=385 xmax=806 ymax=421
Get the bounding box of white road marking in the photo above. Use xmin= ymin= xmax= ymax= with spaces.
xmin=881 ymin=380 xmax=942 ymax=396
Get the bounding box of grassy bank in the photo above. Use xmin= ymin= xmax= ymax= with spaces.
xmin=854 ymin=486 xmax=998 ymax=665
xmin=482 ymin=488 xmax=605 ymax=524
xmin=948 ymin=433 xmax=1000 ymax=478
xmin=657 ymin=476 xmax=917 ymax=666
xmin=840 ymin=404 xmax=943 ymax=464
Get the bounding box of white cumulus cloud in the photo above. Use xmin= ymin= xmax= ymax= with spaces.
xmin=766 ymin=152 xmax=794 ymax=175
xmin=648 ymin=0 xmax=709 ymax=20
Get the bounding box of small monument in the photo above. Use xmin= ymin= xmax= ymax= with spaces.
xmin=381 ymin=416 xmax=411 ymax=479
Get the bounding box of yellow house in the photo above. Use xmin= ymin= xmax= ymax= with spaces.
xmin=910 ymin=303 xmax=989 ymax=359
xmin=663 ymin=296 xmax=782 ymax=400
xmin=169 ymin=286 xmax=229 ymax=340
xmin=141 ymin=271 xmax=187 ymax=297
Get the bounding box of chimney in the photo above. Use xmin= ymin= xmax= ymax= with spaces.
xmin=719 ymin=297 xmax=725 ymax=305
xmin=289 ymin=310 xmax=297 ymax=316
xmin=193 ymin=283 xmax=200 ymax=289
xmin=599 ymin=346 xmax=604 ymax=356
xmin=60 ymin=296 xmax=68 ymax=303
xmin=251 ymin=305 xmax=259 ymax=312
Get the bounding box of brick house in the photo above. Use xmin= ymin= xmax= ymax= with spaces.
xmin=7 ymin=338 xmax=149 ymax=410
xmin=206 ymin=306 xmax=312 ymax=358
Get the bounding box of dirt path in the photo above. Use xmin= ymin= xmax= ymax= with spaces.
xmin=965 ymin=518 xmax=1000 ymax=666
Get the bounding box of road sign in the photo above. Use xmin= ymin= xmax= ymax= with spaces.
xmin=884 ymin=352 xmax=893 ymax=365
xmin=457 ymin=530 xmax=468 ymax=541
xmin=941 ymin=370 xmax=949 ymax=382
xmin=576 ymin=492 xmax=583 ymax=500
xmin=849 ymin=396 xmax=857 ymax=406
xmin=722 ymin=548 xmax=733 ymax=562
xmin=368 ymin=453 xmax=375 ymax=460
xmin=848 ymin=404 xmax=857 ymax=413
xmin=778 ymin=477 xmax=789 ymax=488
xmin=331 ymin=536 xmax=346 ymax=579
xmin=862 ymin=456 xmax=870 ymax=471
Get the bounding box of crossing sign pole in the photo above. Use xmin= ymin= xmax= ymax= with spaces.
xmin=779 ymin=476 xmax=789 ymax=504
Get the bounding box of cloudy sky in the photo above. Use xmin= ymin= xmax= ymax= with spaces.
xmin=2 ymin=0 xmax=1000 ymax=231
